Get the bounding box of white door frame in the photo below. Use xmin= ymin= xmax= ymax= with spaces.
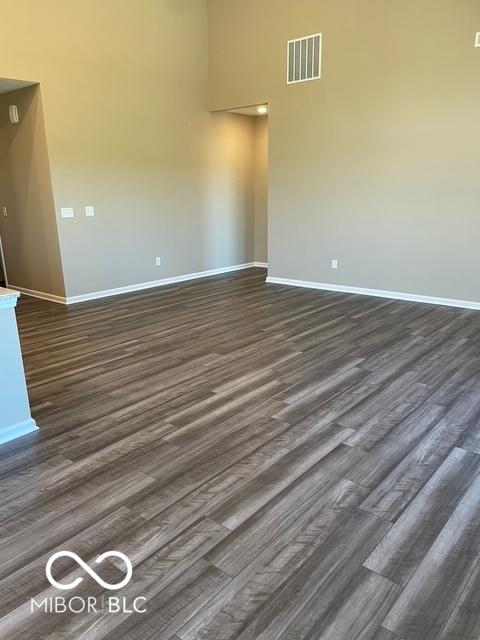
xmin=0 ymin=231 xmax=9 ymax=287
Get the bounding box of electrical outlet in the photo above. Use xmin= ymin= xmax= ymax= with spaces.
xmin=155 ymin=257 xmax=162 ymax=266
xmin=85 ymin=206 xmax=95 ymax=217
xmin=61 ymin=207 xmax=74 ymax=219
xmin=331 ymin=259 xmax=338 ymax=270
xmin=475 ymin=33 xmax=480 ymax=48
xmin=2 ymin=206 xmax=7 ymax=217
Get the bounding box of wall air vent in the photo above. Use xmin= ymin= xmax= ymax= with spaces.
xmin=287 ymin=33 xmax=322 ymax=84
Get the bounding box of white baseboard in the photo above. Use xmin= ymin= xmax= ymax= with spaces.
xmin=66 ymin=262 xmax=264 ymax=305
xmin=10 ymin=264 xmax=266 ymax=306
xmin=0 ymin=289 xmax=20 ymax=309
xmin=266 ymin=276 xmax=480 ymax=311
xmin=0 ymin=418 xmax=38 ymax=446
xmin=8 ymin=285 xmax=67 ymax=305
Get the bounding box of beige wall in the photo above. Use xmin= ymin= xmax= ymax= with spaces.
xmin=0 ymin=0 xmax=255 ymax=297
xmin=253 ymin=117 xmax=268 ymax=264
xmin=0 ymin=86 xmax=65 ymax=296
xmin=208 ymin=0 xmax=480 ymax=302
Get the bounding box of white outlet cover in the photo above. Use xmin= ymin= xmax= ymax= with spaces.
xmin=85 ymin=206 xmax=95 ymax=217
xmin=2 ymin=206 xmax=7 ymax=216
xmin=61 ymin=207 xmax=74 ymax=219
xmin=155 ymin=257 xmax=162 ymax=266
xmin=331 ymin=259 xmax=338 ymax=269
xmin=475 ymin=32 xmax=480 ymax=48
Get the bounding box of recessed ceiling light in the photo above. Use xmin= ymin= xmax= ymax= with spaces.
xmin=257 ymin=105 xmax=268 ymax=115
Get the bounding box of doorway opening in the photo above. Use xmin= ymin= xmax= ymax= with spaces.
xmin=210 ymin=103 xmax=268 ymax=272
xmin=0 ymin=78 xmax=65 ymax=298
xmin=0 ymin=78 xmax=38 ymax=289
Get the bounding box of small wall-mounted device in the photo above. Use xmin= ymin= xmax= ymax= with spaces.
xmin=475 ymin=33 xmax=480 ymax=48
xmin=9 ymin=105 xmax=19 ymax=125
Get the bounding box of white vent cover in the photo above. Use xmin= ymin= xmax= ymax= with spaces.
xmin=287 ymin=34 xmax=322 ymax=84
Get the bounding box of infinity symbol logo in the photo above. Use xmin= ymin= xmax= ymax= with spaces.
xmin=46 ymin=551 xmax=133 ymax=591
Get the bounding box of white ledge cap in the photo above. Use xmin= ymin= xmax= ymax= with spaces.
xmin=0 ymin=288 xmax=20 ymax=309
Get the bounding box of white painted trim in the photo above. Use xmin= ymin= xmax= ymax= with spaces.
xmin=8 ymin=285 xmax=67 ymax=305
xmin=265 ymin=276 xmax=480 ymax=311
xmin=66 ymin=263 xmax=261 ymax=305
xmin=0 ymin=418 xmax=38 ymax=446
xmin=0 ymin=231 xmax=9 ymax=286
xmin=12 ymin=264 xmax=268 ymax=306
xmin=0 ymin=288 xmax=20 ymax=309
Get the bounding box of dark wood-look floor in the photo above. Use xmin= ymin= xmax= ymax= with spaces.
xmin=1 ymin=268 xmax=480 ymax=639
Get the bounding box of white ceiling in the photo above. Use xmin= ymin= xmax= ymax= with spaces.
xmin=0 ymin=78 xmax=36 ymax=95
xmin=227 ymin=105 xmax=268 ymax=117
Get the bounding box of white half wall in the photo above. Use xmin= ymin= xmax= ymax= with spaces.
xmin=0 ymin=289 xmax=37 ymax=445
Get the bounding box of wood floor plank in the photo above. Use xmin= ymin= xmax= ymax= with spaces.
xmin=210 ymin=423 xmax=353 ymax=530
xmin=436 ymin=557 xmax=480 ymax=639
xmin=178 ymin=509 xmax=387 ymax=640
xmin=382 ymin=469 xmax=480 ymax=640
xmin=206 ymin=446 xmax=367 ymax=576
xmin=357 ymin=417 xmax=470 ymax=521
xmin=371 ymin=628 xmax=403 ymax=640
xmin=102 ymin=561 xmax=230 ymax=640
xmin=299 ymin=568 xmax=401 ymax=640
xmin=208 ymin=509 xmax=391 ymax=640
xmin=364 ymin=447 xmax=480 ymax=584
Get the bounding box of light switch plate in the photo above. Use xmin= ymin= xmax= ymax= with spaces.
xmin=85 ymin=206 xmax=95 ymax=217
xmin=475 ymin=33 xmax=480 ymax=48
xmin=61 ymin=207 xmax=74 ymax=219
